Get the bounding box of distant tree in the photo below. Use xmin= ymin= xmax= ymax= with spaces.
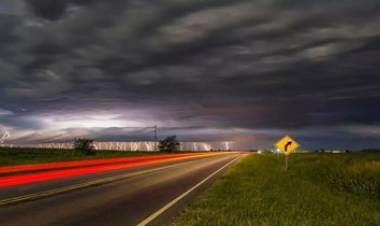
xmin=159 ymin=136 xmax=180 ymax=152
xmin=74 ymin=138 xmax=95 ymax=155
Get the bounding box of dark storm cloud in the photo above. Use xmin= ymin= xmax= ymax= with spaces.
xmin=0 ymin=0 xmax=380 ymax=148
xmin=26 ymin=0 xmax=97 ymax=20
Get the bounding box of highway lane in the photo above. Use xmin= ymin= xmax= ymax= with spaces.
xmin=0 ymin=153 xmax=243 ymax=226
xmin=0 ymin=153 xmax=216 ymax=188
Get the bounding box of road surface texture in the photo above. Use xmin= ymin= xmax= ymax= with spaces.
xmin=0 ymin=153 xmax=242 ymax=226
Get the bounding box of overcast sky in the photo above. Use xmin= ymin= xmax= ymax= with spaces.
xmin=0 ymin=0 xmax=380 ymax=149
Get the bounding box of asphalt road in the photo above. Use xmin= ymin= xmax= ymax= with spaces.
xmin=0 ymin=153 xmax=242 ymax=226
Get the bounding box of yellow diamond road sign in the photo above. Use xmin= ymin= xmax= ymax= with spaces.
xmin=275 ymin=135 xmax=300 ymax=155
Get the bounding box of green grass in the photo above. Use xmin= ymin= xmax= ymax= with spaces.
xmin=0 ymin=147 xmax=154 ymax=166
xmin=172 ymin=153 xmax=380 ymax=226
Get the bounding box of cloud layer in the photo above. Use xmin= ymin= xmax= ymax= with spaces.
xmin=0 ymin=0 xmax=380 ymax=149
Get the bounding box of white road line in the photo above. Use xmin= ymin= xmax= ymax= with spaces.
xmin=136 ymin=155 xmax=241 ymax=226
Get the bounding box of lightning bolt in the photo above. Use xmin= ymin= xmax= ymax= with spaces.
xmin=0 ymin=125 xmax=10 ymax=144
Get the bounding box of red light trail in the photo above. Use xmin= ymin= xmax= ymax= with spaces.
xmin=0 ymin=153 xmax=211 ymax=188
xmin=0 ymin=153 xmax=200 ymax=175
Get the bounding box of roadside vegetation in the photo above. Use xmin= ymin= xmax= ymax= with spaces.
xmin=172 ymin=153 xmax=380 ymax=226
xmin=0 ymin=135 xmax=184 ymax=166
xmin=74 ymin=138 xmax=96 ymax=155
xmin=0 ymin=135 xmax=192 ymax=166
xmin=0 ymin=147 xmax=152 ymax=166
xmin=159 ymin=136 xmax=180 ymax=152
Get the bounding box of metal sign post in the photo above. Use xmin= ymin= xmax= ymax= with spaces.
xmin=285 ymin=154 xmax=289 ymax=171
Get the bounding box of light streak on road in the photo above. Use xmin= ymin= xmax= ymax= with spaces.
xmin=0 ymin=153 xmax=218 ymax=188
xmin=0 ymin=153 xmax=199 ymax=175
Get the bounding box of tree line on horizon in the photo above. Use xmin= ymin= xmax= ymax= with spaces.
xmin=74 ymin=135 xmax=180 ymax=155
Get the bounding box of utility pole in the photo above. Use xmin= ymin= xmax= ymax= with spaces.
xmin=154 ymin=125 xmax=158 ymax=151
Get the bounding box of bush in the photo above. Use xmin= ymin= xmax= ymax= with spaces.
xmin=74 ymin=138 xmax=96 ymax=155
xmin=159 ymin=136 xmax=180 ymax=152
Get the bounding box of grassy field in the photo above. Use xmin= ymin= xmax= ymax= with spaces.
xmin=0 ymin=148 xmax=154 ymax=166
xmin=172 ymin=153 xmax=380 ymax=226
